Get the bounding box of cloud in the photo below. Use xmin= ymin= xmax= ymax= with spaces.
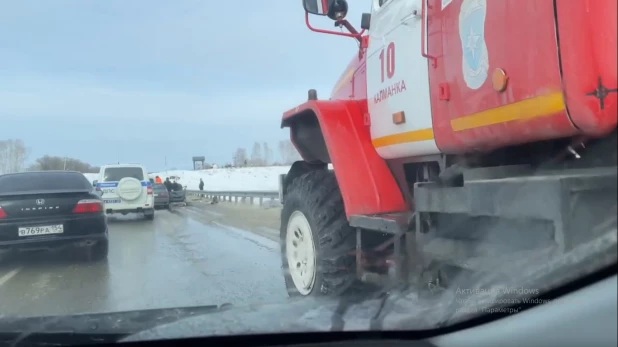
xmin=0 ymin=0 xmax=368 ymax=169
xmin=0 ymin=75 xmax=327 ymax=127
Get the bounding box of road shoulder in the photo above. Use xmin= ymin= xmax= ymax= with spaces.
xmin=182 ymin=200 xmax=281 ymax=243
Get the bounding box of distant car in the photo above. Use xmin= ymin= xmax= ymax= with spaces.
xmin=0 ymin=170 xmax=108 ymax=261
xmin=153 ymin=183 xmax=170 ymax=210
xmin=93 ymin=164 xmax=155 ymax=220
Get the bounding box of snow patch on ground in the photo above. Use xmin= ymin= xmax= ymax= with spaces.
xmin=150 ymin=166 xmax=291 ymax=191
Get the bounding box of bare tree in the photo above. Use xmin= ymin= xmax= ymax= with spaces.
xmin=28 ymin=155 xmax=99 ymax=173
xmin=263 ymin=142 xmax=273 ymax=166
xmin=288 ymin=140 xmax=302 ymax=164
xmin=278 ymin=140 xmax=286 ymax=164
xmin=276 ymin=139 xmax=302 ymax=165
xmin=0 ymin=139 xmax=30 ymax=174
xmin=233 ymin=147 xmax=248 ymax=167
xmin=250 ymin=142 xmax=264 ymax=166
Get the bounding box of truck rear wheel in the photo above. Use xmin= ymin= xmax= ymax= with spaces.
xmin=281 ymin=170 xmax=357 ymax=297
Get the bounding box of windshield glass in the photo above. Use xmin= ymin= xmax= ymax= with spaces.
xmin=0 ymin=172 xmax=91 ymax=193
xmin=0 ymin=0 xmax=615 ymax=343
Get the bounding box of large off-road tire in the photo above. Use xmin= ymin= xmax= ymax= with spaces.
xmin=280 ymin=170 xmax=357 ymax=297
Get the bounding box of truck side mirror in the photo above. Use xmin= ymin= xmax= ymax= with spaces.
xmin=92 ymin=180 xmax=98 ymax=186
xmin=303 ymin=0 xmax=333 ymax=16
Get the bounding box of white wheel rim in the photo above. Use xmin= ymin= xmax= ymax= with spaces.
xmin=286 ymin=211 xmax=317 ymax=295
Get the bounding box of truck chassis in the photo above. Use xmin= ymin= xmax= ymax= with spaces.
xmin=282 ymin=132 xmax=617 ymax=295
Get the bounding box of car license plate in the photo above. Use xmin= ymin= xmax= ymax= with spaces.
xmin=154 ymin=193 xmax=159 ymax=197
xmin=103 ymin=199 xmax=121 ymax=204
xmin=18 ymin=224 xmax=64 ymax=237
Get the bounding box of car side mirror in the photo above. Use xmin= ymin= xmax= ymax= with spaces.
xmin=92 ymin=180 xmax=98 ymax=186
xmin=303 ymin=0 xmax=333 ymax=15
xmin=96 ymin=190 xmax=104 ymax=197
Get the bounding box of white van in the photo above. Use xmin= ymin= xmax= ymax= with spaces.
xmin=93 ymin=164 xmax=155 ymax=220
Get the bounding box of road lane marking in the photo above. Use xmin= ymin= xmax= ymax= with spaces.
xmin=0 ymin=267 xmax=22 ymax=287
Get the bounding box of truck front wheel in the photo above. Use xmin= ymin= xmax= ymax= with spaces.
xmin=280 ymin=170 xmax=357 ymax=297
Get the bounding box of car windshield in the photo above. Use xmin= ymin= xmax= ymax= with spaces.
xmin=0 ymin=0 xmax=615 ymax=344
xmin=103 ymin=167 xmax=144 ymax=181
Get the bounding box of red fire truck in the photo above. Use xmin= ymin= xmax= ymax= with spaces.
xmin=279 ymin=0 xmax=617 ymax=297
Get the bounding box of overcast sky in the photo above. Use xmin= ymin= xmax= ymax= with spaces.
xmin=0 ymin=1 xmax=366 ymax=171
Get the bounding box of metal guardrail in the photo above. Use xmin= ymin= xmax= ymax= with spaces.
xmin=161 ymin=170 xmax=337 ymax=206
xmin=182 ymin=174 xmax=288 ymax=206
xmin=185 ymin=189 xmax=280 ymax=206
xmin=184 ymin=174 xmax=287 ymax=206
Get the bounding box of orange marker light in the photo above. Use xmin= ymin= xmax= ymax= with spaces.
xmin=392 ymin=111 xmax=406 ymax=124
xmin=492 ymin=68 xmax=508 ymax=92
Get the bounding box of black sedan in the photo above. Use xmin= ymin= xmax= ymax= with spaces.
xmin=0 ymin=170 xmax=108 ymax=261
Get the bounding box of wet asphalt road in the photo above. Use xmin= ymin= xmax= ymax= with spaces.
xmin=0 ymin=206 xmax=288 ymax=318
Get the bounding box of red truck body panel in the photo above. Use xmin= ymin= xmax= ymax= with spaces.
xmin=284 ymin=0 xmax=617 ymax=218
xmin=428 ymin=0 xmax=578 ymax=154
xmin=555 ymin=0 xmax=617 ymax=136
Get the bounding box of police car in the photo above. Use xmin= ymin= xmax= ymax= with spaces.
xmin=92 ymin=164 xmax=155 ymax=220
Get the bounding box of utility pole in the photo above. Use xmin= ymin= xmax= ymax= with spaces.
xmin=164 ymin=156 xmax=167 ymax=172
xmin=63 ymin=157 xmax=67 ymax=170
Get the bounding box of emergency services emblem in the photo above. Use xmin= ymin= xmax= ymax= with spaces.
xmin=459 ymin=0 xmax=489 ymax=90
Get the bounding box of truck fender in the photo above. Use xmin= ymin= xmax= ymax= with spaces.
xmin=281 ymin=99 xmax=407 ymax=217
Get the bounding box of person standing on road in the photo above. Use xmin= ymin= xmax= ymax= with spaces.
xmin=164 ymin=177 xmax=172 ymax=191
xmin=198 ymin=178 xmax=204 ymax=198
